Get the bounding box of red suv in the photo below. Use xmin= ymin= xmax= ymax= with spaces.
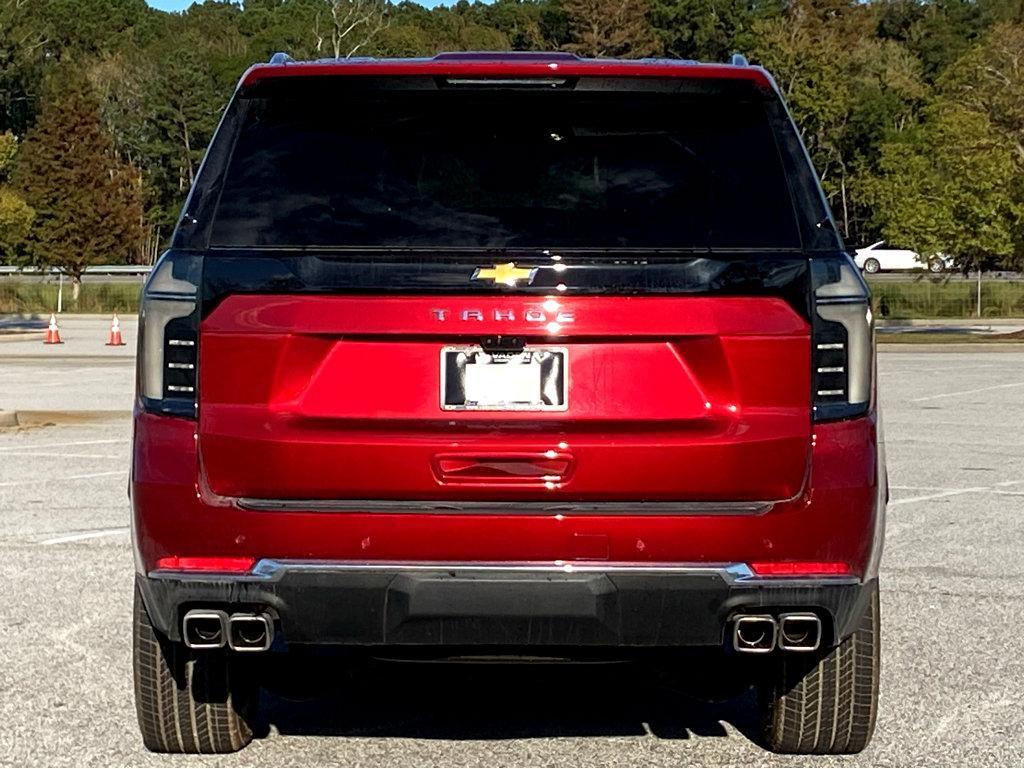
xmin=132 ymin=52 xmax=885 ymax=755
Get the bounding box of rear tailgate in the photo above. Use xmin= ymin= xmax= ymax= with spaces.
xmin=198 ymin=293 xmax=810 ymax=505
xmin=191 ymin=71 xmax=820 ymax=507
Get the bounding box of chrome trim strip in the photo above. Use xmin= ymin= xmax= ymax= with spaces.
xmin=149 ymin=559 xmax=861 ymax=588
xmin=815 ymin=296 xmax=869 ymax=306
xmin=249 ymin=559 xmax=755 ymax=580
xmin=234 ymin=498 xmax=774 ymax=515
xmin=144 ymin=290 xmax=197 ymax=302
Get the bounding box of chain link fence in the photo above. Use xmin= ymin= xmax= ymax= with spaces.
xmin=869 ymin=277 xmax=1024 ymax=319
xmin=0 ymin=281 xmax=141 ymax=314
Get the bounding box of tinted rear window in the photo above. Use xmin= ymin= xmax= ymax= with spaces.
xmin=211 ymin=80 xmax=800 ymax=250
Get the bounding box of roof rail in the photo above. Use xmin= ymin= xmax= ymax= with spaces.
xmin=269 ymin=52 xmax=294 ymax=65
xmin=433 ymin=51 xmax=582 ymax=62
xmin=730 ymin=53 xmax=749 ymax=66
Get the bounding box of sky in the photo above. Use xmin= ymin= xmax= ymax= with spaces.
xmin=146 ymin=0 xmax=454 ymax=10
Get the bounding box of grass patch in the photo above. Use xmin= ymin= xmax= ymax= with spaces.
xmin=0 ymin=282 xmax=141 ymax=314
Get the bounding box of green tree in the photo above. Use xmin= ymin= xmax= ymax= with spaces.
xmin=561 ymin=0 xmax=662 ymax=58
xmin=751 ymin=1 xmax=856 ymax=233
xmin=2 ymin=0 xmax=1021 ymax=264
xmin=0 ymin=132 xmax=35 ymax=259
xmin=867 ymin=107 xmax=1021 ymax=274
xmin=12 ymin=68 xmax=144 ymax=297
xmin=867 ymin=22 xmax=1024 ymax=274
xmin=939 ymin=22 xmax=1024 ymax=172
xmin=650 ymin=0 xmax=783 ymax=61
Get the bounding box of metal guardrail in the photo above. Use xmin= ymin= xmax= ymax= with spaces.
xmin=0 ymin=265 xmax=153 ymax=276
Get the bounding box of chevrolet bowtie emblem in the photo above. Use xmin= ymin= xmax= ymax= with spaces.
xmin=472 ymin=262 xmax=538 ymax=287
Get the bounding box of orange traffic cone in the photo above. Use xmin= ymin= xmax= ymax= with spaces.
xmin=44 ymin=313 xmax=63 ymax=345
xmin=106 ymin=314 xmax=126 ymax=346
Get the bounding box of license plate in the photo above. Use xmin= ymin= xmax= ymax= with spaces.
xmin=441 ymin=346 xmax=567 ymax=411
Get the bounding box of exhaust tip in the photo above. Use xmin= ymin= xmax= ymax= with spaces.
xmin=183 ymin=609 xmax=227 ymax=650
xmin=732 ymin=614 xmax=777 ymax=653
xmin=778 ymin=612 xmax=822 ymax=652
xmin=227 ymin=613 xmax=274 ymax=652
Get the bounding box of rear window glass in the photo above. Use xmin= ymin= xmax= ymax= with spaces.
xmin=211 ymin=80 xmax=800 ymax=250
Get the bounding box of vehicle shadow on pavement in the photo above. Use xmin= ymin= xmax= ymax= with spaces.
xmin=0 ymin=314 xmax=47 ymax=332
xmin=255 ymin=660 xmax=762 ymax=744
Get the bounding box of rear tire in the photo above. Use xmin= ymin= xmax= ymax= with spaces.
xmin=133 ymin=585 xmax=257 ymax=753
xmin=862 ymin=258 xmax=880 ymax=274
xmin=758 ymin=582 xmax=880 ymax=754
xmin=928 ymin=257 xmax=945 ymax=273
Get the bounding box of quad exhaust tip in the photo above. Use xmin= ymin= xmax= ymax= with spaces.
xmin=182 ymin=609 xmax=228 ymax=650
xmin=227 ymin=613 xmax=274 ymax=652
xmin=731 ymin=612 xmax=823 ymax=653
xmin=778 ymin=612 xmax=822 ymax=652
xmin=733 ymin=614 xmax=777 ymax=653
xmin=182 ymin=610 xmax=274 ymax=652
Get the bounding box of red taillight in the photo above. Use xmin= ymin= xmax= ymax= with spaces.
xmin=154 ymin=556 xmax=256 ymax=573
xmin=750 ymin=561 xmax=852 ymax=577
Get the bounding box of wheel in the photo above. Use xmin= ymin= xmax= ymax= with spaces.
xmin=862 ymin=258 xmax=880 ymax=274
xmin=758 ymin=582 xmax=880 ymax=754
xmin=133 ymin=585 xmax=257 ymax=753
xmin=928 ymin=257 xmax=945 ymax=273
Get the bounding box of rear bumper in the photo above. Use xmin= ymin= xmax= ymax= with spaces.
xmin=139 ymin=560 xmax=874 ymax=649
xmin=133 ymin=413 xmax=884 ymax=579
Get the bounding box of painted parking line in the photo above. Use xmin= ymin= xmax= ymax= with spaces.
xmin=911 ymin=381 xmax=1024 ymax=403
xmin=0 ymin=452 xmax=125 ymax=459
xmin=0 ymin=439 xmax=127 ymax=452
xmin=879 ymin=365 xmax=1003 ymax=376
xmin=38 ymin=527 xmax=129 ymax=545
xmin=889 ymin=487 xmax=991 ymax=506
xmin=0 ymin=470 xmax=125 ymax=488
xmin=889 ymin=479 xmax=1024 ymax=506
xmin=889 ymin=485 xmax=963 ymax=492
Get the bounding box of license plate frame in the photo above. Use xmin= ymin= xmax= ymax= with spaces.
xmin=440 ymin=345 xmax=568 ymax=411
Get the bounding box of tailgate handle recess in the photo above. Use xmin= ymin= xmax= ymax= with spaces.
xmin=434 ymin=452 xmax=574 ymax=484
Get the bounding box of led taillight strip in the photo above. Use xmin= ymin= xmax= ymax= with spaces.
xmin=750 ymin=561 xmax=853 ymax=577
xmin=154 ymin=556 xmax=256 ymax=573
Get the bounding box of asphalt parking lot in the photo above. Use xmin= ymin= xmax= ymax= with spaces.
xmin=2 ymin=323 xmax=1024 ymax=766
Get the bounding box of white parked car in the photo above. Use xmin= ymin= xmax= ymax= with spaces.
xmin=854 ymin=241 xmax=951 ymax=274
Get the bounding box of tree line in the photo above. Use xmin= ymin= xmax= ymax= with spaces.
xmin=0 ymin=0 xmax=1022 ymax=285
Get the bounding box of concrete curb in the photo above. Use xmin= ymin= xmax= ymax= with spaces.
xmin=878 ymin=343 xmax=1024 ymax=353
xmin=0 ymin=313 xmax=139 ymax=321
xmin=877 ymin=318 xmax=1024 ymax=327
xmin=0 ymin=354 xmax=135 ymax=362
xmin=0 ymin=331 xmax=44 ymax=342
xmin=0 ymin=410 xmax=129 ymax=428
